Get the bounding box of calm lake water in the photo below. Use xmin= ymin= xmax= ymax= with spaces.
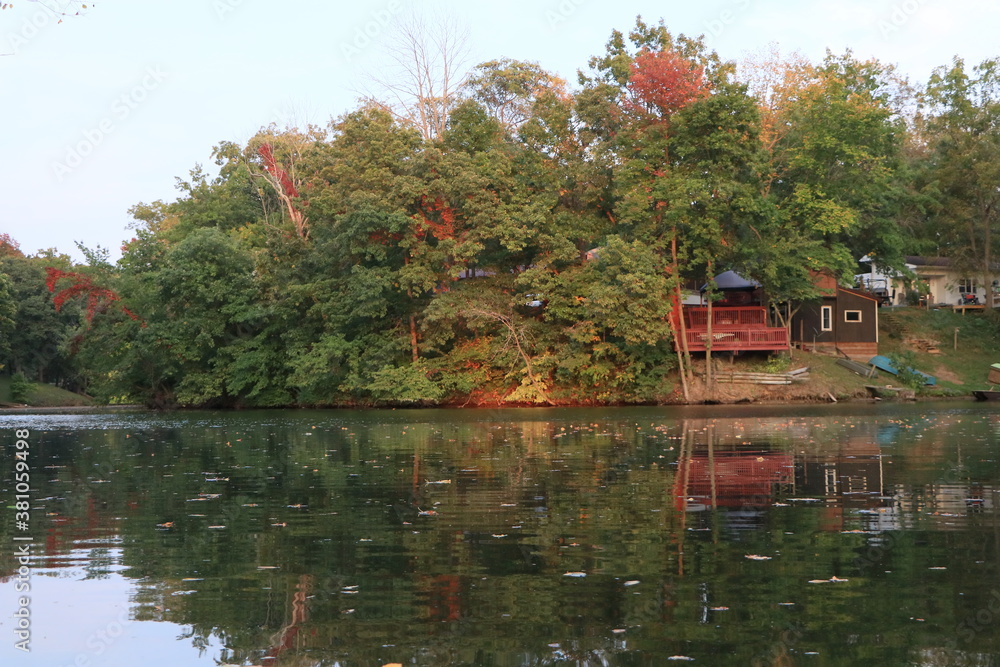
xmin=2 ymin=402 xmax=1000 ymax=666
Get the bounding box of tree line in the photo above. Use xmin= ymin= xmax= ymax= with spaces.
xmin=4 ymin=18 xmax=998 ymax=407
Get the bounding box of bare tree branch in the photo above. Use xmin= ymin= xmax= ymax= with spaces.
xmin=359 ymin=11 xmax=472 ymax=141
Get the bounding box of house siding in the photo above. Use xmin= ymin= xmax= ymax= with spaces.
xmin=836 ymin=289 xmax=879 ymax=343
xmin=791 ymin=287 xmax=879 ymax=361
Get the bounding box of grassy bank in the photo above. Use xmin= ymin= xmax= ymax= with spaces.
xmin=0 ymin=375 xmax=94 ymax=408
xmin=875 ymin=306 xmax=1000 ymax=395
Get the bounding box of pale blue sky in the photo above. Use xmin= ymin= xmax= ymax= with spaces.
xmin=3 ymin=0 xmax=997 ymax=262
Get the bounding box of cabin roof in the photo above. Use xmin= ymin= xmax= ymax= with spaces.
xmin=837 ymin=286 xmax=882 ymax=302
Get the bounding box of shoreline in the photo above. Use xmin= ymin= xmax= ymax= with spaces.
xmin=0 ymin=392 xmax=975 ymax=413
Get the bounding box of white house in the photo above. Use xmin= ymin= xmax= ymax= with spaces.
xmin=858 ymin=255 xmax=1000 ymax=306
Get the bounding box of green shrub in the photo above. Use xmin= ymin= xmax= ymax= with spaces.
xmin=887 ymin=351 xmax=925 ymax=389
xmin=10 ymin=373 xmax=31 ymax=403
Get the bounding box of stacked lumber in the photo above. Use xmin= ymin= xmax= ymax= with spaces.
xmin=715 ymin=367 xmax=810 ymax=385
xmin=905 ymin=336 xmax=941 ymax=354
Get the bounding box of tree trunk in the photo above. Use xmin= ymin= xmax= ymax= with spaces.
xmin=672 ymin=236 xmax=694 ymax=383
xmin=985 ymin=207 xmax=994 ymax=309
xmin=668 ymin=303 xmax=690 ymax=403
xmin=409 ymin=314 xmax=419 ymax=362
xmin=705 ymin=263 xmax=714 ymax=396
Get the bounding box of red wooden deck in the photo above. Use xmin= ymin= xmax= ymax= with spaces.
xmin=674 ymin=451 xmax=795 ymax=509
xmin=681 ymin=306 xmax=789 ymax=353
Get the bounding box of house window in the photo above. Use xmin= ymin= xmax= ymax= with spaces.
xmin=959 ymin=278 xmax=977 ymax=293
xmin=821 ymin=306 xmax=833 ymax=331
xmin=844 ymin=310 xmax=862 ymax=323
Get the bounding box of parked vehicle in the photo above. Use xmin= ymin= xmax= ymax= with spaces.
xmin=855 ymin=276 xmax=893 ymax=306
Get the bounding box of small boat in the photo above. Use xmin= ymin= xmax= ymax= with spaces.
xmin=837 ymin=358 xmax=878 ymax=378
xmin=972 ymin=390 xmax=1000 ymax=401
xmin=864 ymin=385 xmax=916 ymax=401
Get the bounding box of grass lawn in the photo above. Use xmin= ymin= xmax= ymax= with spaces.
xmin=25 ymin=382 xmax=95 ymax=407
xmin=875 ymin=306 xmax=1000 ymax=395
xmin=0 ymin=374 xmax=94 ymax=407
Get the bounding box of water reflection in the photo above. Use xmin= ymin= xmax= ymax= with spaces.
xmin=2 ymin=404 xmax=1000 ymax=665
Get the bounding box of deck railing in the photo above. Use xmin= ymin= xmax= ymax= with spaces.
xmin=680 ymin=306 xmax=788 ymax=352
xmin=684 ymin=306 xmax=768 ymax=328
xmin=683 ymin=325 xmax=789 ymax=352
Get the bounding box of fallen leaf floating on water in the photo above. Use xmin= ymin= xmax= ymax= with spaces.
xmin=808 ymin=576 xmax=849 ymax=583
xmin=745 ymin=555 xmax=772 ymax=561
xmin=624 ymin=580 xmax=640 ymax=587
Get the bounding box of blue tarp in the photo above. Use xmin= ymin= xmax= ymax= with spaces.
xmin=868 ymin=355 xmax=937 ymax=386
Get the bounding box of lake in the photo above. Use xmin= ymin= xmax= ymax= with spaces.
xmin=2 ymin=402 xmax=999 ymax=666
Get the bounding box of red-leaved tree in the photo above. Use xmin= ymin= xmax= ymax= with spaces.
xmin=415 ymin=195 xmax=457 ymax=241
xmin=45 ymin=268 xmax=142 ymax=325
xmin=258 ymin=142 xmax=309 ymax=239
xmin=625 ymin=49 xmax=709 ymax=121
xmin=0 ymin=233 xmax=23 ymax=258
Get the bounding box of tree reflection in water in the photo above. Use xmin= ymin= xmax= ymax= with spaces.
xmin=2 ymin=405 xmax=1000 ymax=665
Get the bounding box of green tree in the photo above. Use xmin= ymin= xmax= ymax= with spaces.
xmin=463 ymin=58 xmax=566 ymax=133
xmin=767 ymin=52 xmax=909 ymax=273
xmin=738 ymin=52 xmax=910 ymax=336
xmin=0 ymin=248 xmax=81 ymax=386
xmin=0 ymin=271 xmax=15 ymax=367
xmin=921 ymin=57 xmax=1000 ymax=307
xmin=578 ymin=17 xmax=771 ymax=394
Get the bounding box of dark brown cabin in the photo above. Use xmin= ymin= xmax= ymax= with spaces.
xmin=791 ymin=277 xmax=880 ymax=361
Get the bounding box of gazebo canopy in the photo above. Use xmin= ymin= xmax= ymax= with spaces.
xmin=701 ymin=270 xmax=760 ymax=292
